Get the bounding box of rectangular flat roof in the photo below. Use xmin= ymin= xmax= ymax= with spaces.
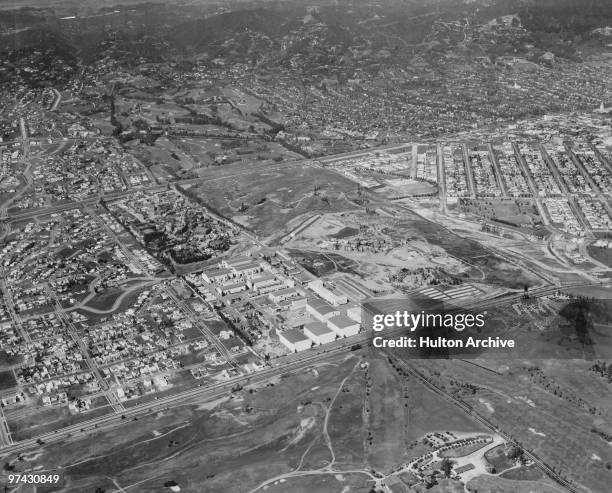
xmin=225 ymin=256 xmax=252 ymax=266
xmin=307 ymin=298 xmax=337 ymax=315
xmin=279 ymin=328 xmax=310 ymax=344
xmin=251 ymin=273 xmax=276 ymax=282
xmin=273 ymin=287 xmax=297 ymax=296
xmin=329 ymin=315 xmax=358 ymax=328
xmin=304 ymin=321 xmax=334 ymax=336
xmin=234 ymin=261 xmax=260 ymax=271
xmin=203 ymin=267 xmax=232 ymax=276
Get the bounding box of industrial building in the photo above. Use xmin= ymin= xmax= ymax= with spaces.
xmin=308 ymin=279 xmax=348 ymax=306
xmin=327 ymin=315 xmax=360 ymax=337
xmin=306 ymin=298 xmax=340 ymax=322
xmin=277 ymin=328 xmax=312 ymax=352
xmin=304 ymin=321 xmax=337 ymax=345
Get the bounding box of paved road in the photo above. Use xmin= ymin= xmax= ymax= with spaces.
xmin=0 ymin=278 xmax=602 ymax=458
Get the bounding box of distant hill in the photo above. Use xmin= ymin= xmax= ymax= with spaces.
xmin=169 ymin=8 xmax=291 ymax=52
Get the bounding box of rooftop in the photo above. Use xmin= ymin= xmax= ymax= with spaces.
xmin=279 ymin=328 xmax=310 ymax=344
xmin=304 ymin=321 xmax=334 ymax=336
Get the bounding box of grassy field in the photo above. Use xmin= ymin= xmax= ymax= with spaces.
xmin=325 ymin=367 xmax=366 ymax=468
xmin=460 ymin=198 xmax=542 ymax=227
xmin=0 ymin=351 xmax=23 ymax=370
xmin=2 ymin=352 xmax=604 ymax=492
xmin=187 ymin=163 xmax=360 ymax=237
xmin=0 ymin=370 xmax=17 ymax=390
xmin=287 ymin=249 xmax=361 ymax=278
xmin=254 ymin=474 xmax=372 ymax=493
xmin=82 ymin=287 xmax=124 ymax=311
xmin=7 ymin=404 xmax=113 ymax=442
xmin=500 ymin=464 xmax=547 ymax=481
xmin=1 ymin=357 xmax=369 ymax=493
xmin=366 ymin=353 xmax=489 ymax=473
xmin=484 ymin=444 xmax=515 ymax=472
xmin=418 ymin=358 xmax=612 ymax=493
xmin=366 ymin=357 xmax=406 ymax=472
xmin=587 ymin=246 xmax=612 ymax=268
xmin=466 ymin=475 xmax=563 ymax=493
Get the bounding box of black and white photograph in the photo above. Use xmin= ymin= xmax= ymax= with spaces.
xmin=0 ymin=0 xmax=611 ymax=491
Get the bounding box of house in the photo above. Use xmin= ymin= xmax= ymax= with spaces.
xmin=327 ymin=315 xmax=360 ymax=337
xmin=278 ymin=328 xmax=312 ymax=352
xmin=304 ymin=321 xmax=336 ymax=345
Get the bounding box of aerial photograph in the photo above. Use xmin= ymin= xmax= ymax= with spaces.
xmin=0 ymin=0 xmax=610 ymax=491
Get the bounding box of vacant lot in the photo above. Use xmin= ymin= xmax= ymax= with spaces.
xmin=391 ymin=212 xmax=541 ymax=288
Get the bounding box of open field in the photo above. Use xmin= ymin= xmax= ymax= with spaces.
xmin=366 ymin=357 xmax=406 ymax=472
xmin=587 ymin=246 xmax=612 ymax=268
xmin=185 ymin=163 xmax=360 ymax=237
xmin=0 ymin=352 xmax=532 ymax=493
xmin=0 ymin=370 xmax=17 ymax=390
xmin=416 ymin=358 xmax=612 ymax=493
xmin=174 ymin=136 xmax=300 ymax=168
xmin=500 ymin=464 xmax=547 ymax=481
xmin=466 ymin=474 xmax=565 ymax=493
xmin=82 ymin=287 xmax=124 ymax=311
xmin=0 ymin=357 xmax=366 ymax=492
xmin=389 ymin=214 xmax=542 ymax=288
xmin=484 ymin=444 xmax=515 ymax=472
xmin=460 ymin=198 xmax=542 ymax=227
xmin=6 ymin=404 xmax=113 ymax=442
xmin=251 ymin=473 xmax=372 ymax=493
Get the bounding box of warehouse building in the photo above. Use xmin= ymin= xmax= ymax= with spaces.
xmin=278 ymin=328 xmax=312 ymax=353
xmin=306 ymin=298 xmax=340 ymax=322
xmin=327 ymin=315 xmax=360 ymax=337
xmin=304 ymin=321 xmax=337 ymax=345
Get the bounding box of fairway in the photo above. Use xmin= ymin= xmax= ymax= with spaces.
xmin=187 ymin=163 xmax=360 ymax=237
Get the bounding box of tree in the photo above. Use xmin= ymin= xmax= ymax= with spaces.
xmin=440 ymin=457 xmax=454 ymax=477
xmin=507 ymin=445 xmax=524 ymax=462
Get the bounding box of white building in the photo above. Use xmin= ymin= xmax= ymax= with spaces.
xmin=345 ymin=302 xmax=362 ymax=323
xmin=308 ymin=279 xmax=348 ymax=306
xmin=232 ymin=261 xmax=262 ymax=278
xmin=304 ymin=321 xmax=336 ymax=345
xmin=269 ymin=287 xmax=300 ymax=303
xmin=248 ymin=273 xmax=277 ymax=291
xmin=215 ymin=282 xmax=248 ymax=296
xmin=278 ymin=328 xmax=312 ymax=352
xmin=327 ymin=315 xmax=360 ymax=337
xmin=306 ymin=298 xmax=340 ymax=322
xmin=202 ymin=268 xmax=233 ymax=284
